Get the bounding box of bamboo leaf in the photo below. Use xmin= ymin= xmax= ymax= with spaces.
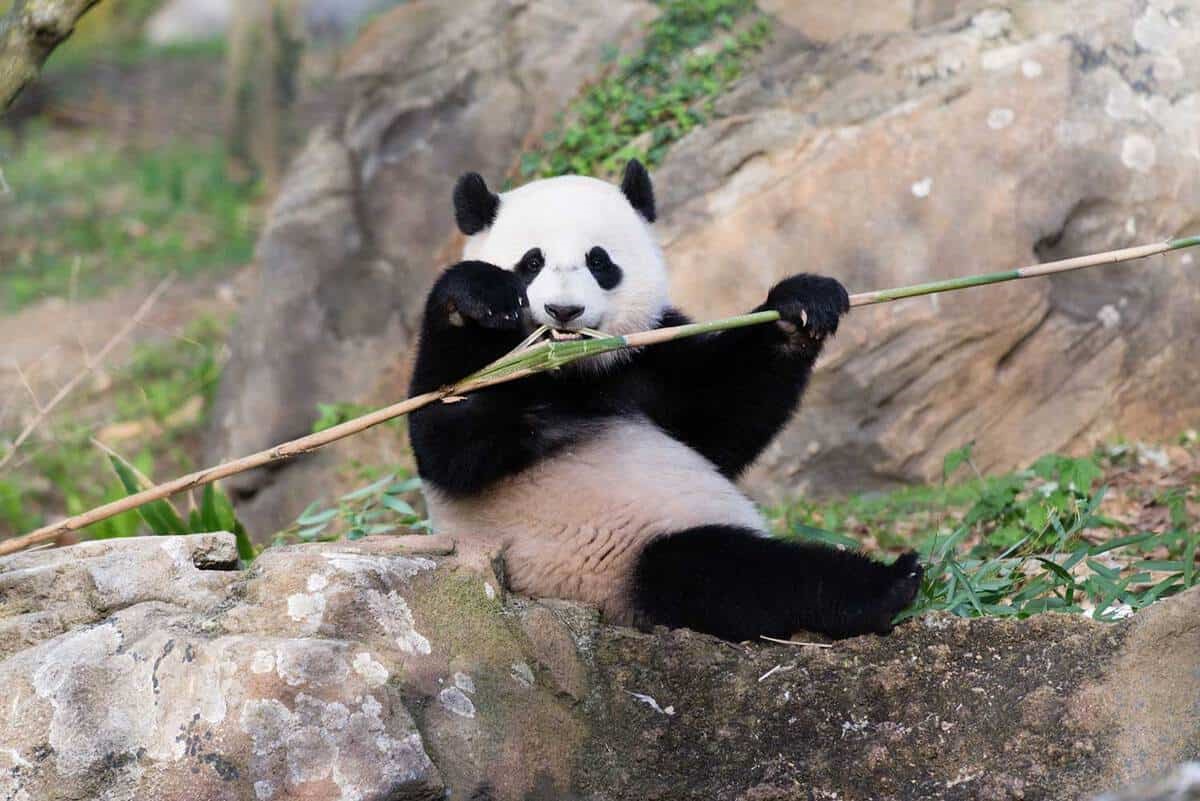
xmin=106 ymin=455 xmax=187 ymax=535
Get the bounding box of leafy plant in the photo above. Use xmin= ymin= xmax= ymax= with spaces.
xmin=0 ymin=316 xmax=229 ymax=538
xmin=280 ymin=470 xmax=430 ymax=544
xmin=105 ymin=452 xmax=256 ymax=562
xmin=773 ymin=443 xmax=1200 ymax=624
xmin=519 ymin=0 xmax=771 ymax=180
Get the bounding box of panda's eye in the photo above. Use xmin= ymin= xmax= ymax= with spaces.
xmin=585 ymin=246 xmax=622 ymax=291
xmin=516 ymin=248 xmax=544 ymax=278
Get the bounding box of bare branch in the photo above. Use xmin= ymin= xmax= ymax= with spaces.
xmin=0 ymin=0 xmax=105 ymax=111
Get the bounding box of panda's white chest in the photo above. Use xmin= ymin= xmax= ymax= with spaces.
xmin=423 ymin=418 xmax=764 ymax=622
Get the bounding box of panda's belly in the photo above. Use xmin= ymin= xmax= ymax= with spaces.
xmin=423 ymin=417 xmax=764 ymax=623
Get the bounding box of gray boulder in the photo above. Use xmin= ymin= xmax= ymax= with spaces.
xmin=2 ymin=533 xmax=1199 ymax=800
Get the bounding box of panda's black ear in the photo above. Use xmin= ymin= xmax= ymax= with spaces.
xmin=620 ymin=159 xmax=656 ymax=223
xmin=453 ymin=172 xmax=500 ymax=235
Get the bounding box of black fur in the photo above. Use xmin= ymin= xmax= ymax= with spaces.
xmin=632 ymin=527 xmax=922 ymax=642
xmin=619 ymin=159 xmax=656 ymax=223
xmin=453 ymin=172 xmax=500 ymax=234
xmin=586 ymin=246 xmax=623 ymax=290
xmin=409 ymin=260 xmax=919 ymax=641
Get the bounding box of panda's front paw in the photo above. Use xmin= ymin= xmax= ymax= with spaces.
xmin=764 ymin=274 xmax=850 ymax=341
xmin=432 ymin=260 xmax=528 ymax=330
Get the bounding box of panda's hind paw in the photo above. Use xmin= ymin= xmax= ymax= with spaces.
xmin=874 ymin=551 xmax=923 ymax=634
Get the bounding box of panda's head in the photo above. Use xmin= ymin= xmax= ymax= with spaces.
xmin=452 ymin=160 xmax=667 ymax=337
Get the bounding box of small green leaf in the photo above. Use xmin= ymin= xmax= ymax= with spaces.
xmin=380 ymin=496 xmax=416 ymax=517
xmin=341 ymin=474 xmax=395 ymax=501
xmin=942 ymin=442 xmax=975 ymax=480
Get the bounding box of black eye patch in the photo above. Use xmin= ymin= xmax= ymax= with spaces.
xmin=515 ymin=247 xmax=545 ymax=281
xmin=586 ymin=246 xmax=623 ymax=290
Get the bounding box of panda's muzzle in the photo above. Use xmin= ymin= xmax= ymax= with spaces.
xmin=544 ymin=303 xmax=585 ymax=325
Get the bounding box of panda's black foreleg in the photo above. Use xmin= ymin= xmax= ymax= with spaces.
xmin=630 ymin=526 xmax=923 ymax=642
xmin=639 ymin=274 xmax=850 ymax=478
xmin=408 ymin=261 xmax=547 ymax=495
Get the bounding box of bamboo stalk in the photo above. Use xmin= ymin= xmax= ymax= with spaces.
xmin=1 ymin=235 xmax=1195 ymax=557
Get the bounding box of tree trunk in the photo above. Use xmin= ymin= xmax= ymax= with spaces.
xmin=0 ymin=0 xmax=104 ymax=111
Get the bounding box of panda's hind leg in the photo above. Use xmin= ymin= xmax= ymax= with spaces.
xmin=630 ymin=526 xmax=923 ymax=642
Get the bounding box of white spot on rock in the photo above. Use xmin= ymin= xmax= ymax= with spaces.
xmin=286 ymin=592 xmax=326 ymax=627
xmin=306 ymin=573 xmax=328 ymax=592
xmin=1021 ymin=59 xmax=1042 ymax=78
xmin=511 ymin=662 xmax=535 ymax=687
xmin=352 ymin=652 xmax=389 ymax=687
xmin=1125 ymin=217 xmax=1137 ymax=237
xmin=1097 ymin=304 xmax=1121 ymax=329
xmin=254 ymin=780 xmax=275 ymax=800
xmin=483 ymin=582 xmax=496 ymax=600
xmin=1133 ymin=7 xmax=1180 ymax=54
xmin=438 ymin=687 xmax=476 ymax=719
xmin=980 ymin=46 xmax=1021 ymax=71
xmin=911 ymin=177 xmax=932 ymax=198
xmin=987 ymin=108 xmax=1014 ymax=130
xmin=453 ymin=672 xmax=476 ymax=694
xmin=1105 ymin=84 xmax=1142 ymax=121
xmin=971 ymin=9 xmax=1011 ymax=39
xmin=626 ymin=691 xmax=675 ymax=716
xmin=1121 ymin=134 xmax=1157 ymax=172
xmin=1182 ymin=253 xmax=1194 ymax=265
xmin=251 ymin=650 xmax=276 ymax=674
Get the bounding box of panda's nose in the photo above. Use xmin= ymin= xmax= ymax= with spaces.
xmin=544 ymin=303 xmax=584 ymax=324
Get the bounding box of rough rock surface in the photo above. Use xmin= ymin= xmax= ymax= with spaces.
xmin=2 ymin=534 xmax=1199 ymax=800
xmin=655 ymin=0 xmax=1200 ymax=501
xmin=206 ymin=0 xmax=655 ymax=534
xmin=210 ymin=0 xmax=1200 ymax=534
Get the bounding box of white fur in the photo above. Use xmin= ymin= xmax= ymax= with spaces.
xmin=425 ymin=418 xmax=765 ymax=624
xmin=461 ymin=175 xmax=669 ymax=336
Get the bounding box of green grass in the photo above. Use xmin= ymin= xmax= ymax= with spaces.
xmin=768 ymin=443 xmax=1200 ymax=623
xmin=0 ymin=315 xmax=229 ymax=539
xmin=519 ymin=0 xmax=772 ymax=180
xmin=0 ymin=132 xmax=259 ymax=311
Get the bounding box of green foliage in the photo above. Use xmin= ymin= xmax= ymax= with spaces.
xmin=0 ymin=316 xmax=228 ymax=538
xmin=105 ymin=452 xmax=256 ymax=561
xmin=312 ymin=403 xmax=373 ymax=434
xmin=0 ymin=133 xmax=259 ymax=311
xmin=519 ymin=0 xmax=772 ymax=179
xmin=773 ymin=446 xmax=1200 ymax=624
xmin=279 ymin=470 xmax=430 ymax=545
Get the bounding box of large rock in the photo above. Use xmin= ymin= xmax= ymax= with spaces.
xmin=210 ymin=0 xmax=1200 ymax=535
xmin=655 ymin=0 xmax=1200 ymax=500
xmin=206 ymin=0 xmax=656 ymax=535
xmin=2 ymin=533 xmax=1199 ymax=800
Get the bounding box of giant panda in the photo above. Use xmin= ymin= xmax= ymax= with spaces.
xmin=408 ymin=160 xmax=923 ymax=642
